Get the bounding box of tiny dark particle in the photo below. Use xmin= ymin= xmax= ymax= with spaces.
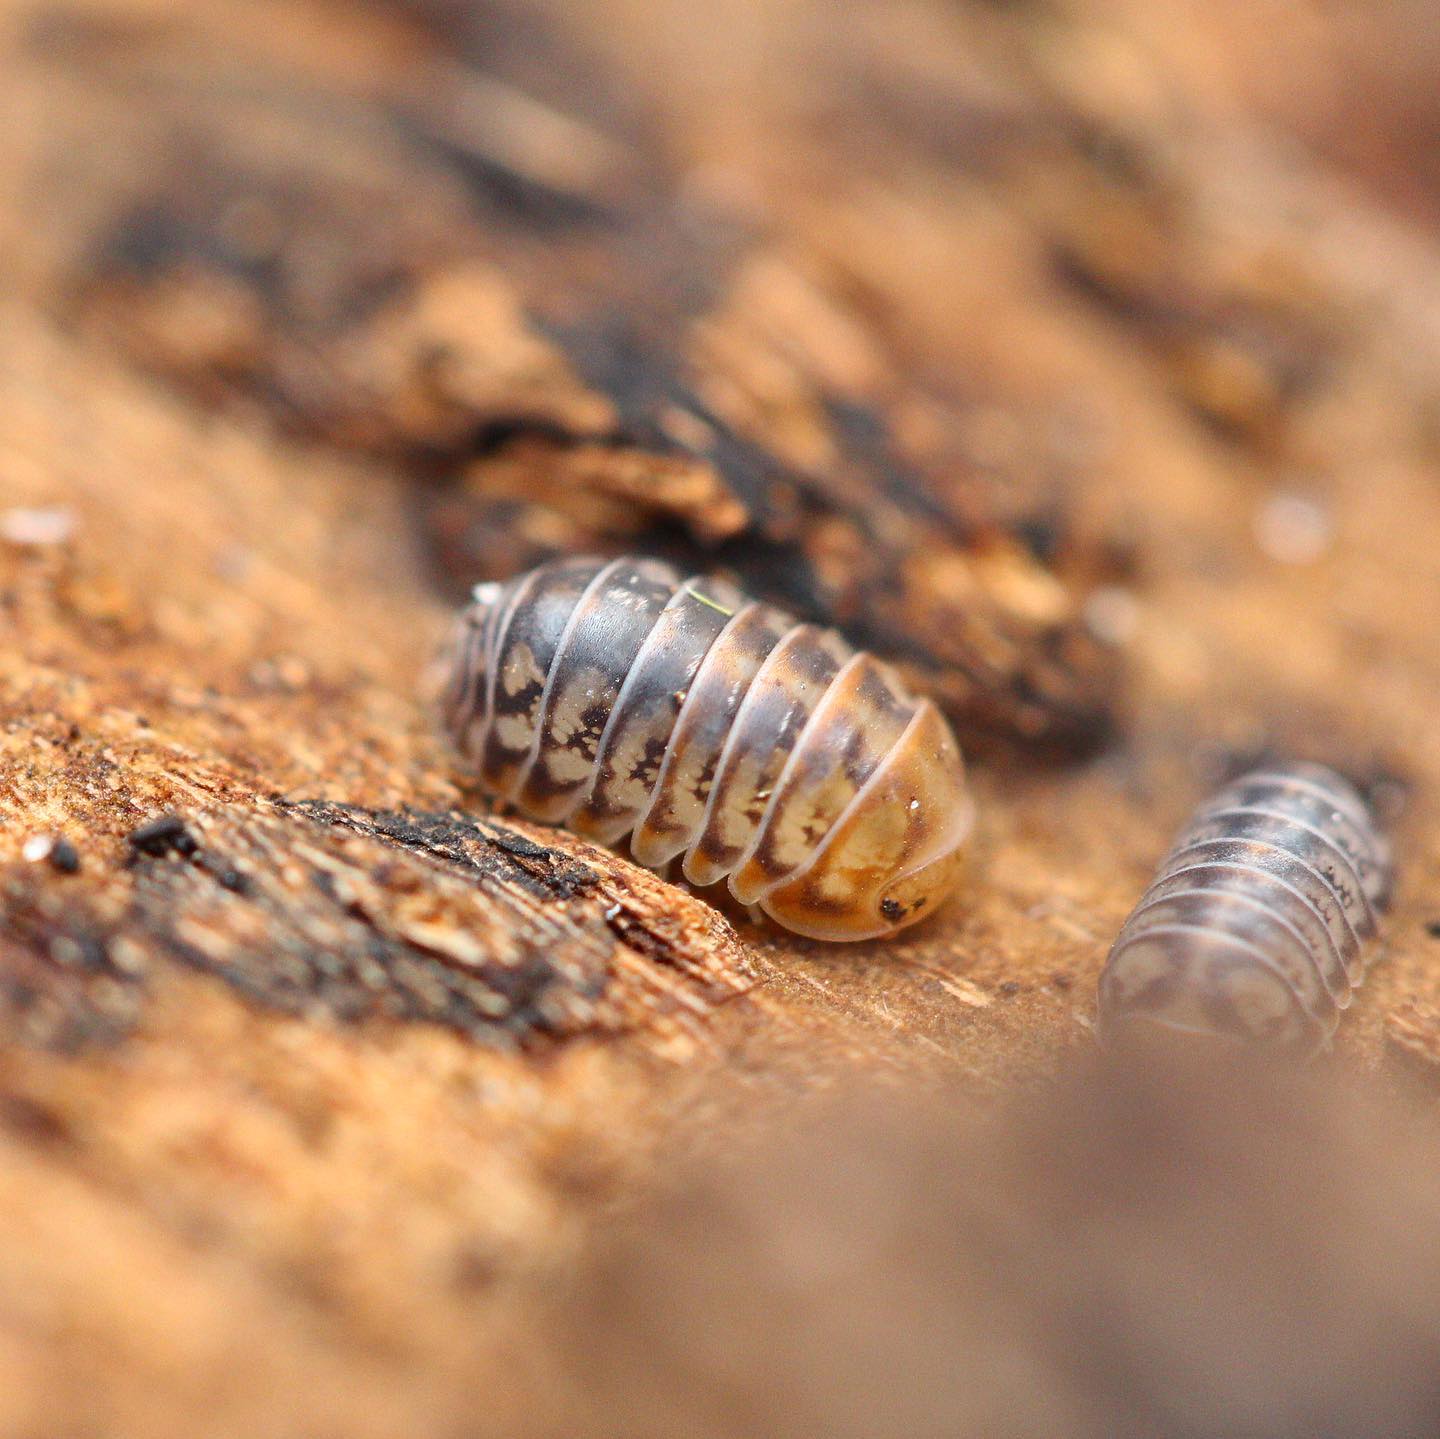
xmin=215 ymin=867 xmax=252 ymax=895
xmin=1016 ymin=515 xmax=1063 ymax=564
xmin=999 ymin=981 xmax=1021 ymax=997
xmin=880 ymin=899 xmax=904 ymax=922
xmin=126 ymin=814 xmax=199 ymax=858
xmin=48 ymin=838 xmax=80 ymax=874
xmin=0 ymin=1094 xmax=73 ymax=1147
xmin=1427 ymin=920 xmax=1440 ymax=940
xmin=451 ymin=1246 xmax=501 ymax=1294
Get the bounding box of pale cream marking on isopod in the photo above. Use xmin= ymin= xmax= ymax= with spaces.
xmin=501 ymin=643 xmax=544 ymax=697
xmin=507 ymin=558 xmax=627 ymax=803
xmin=493 ymin=713 xmax=535 ymax=749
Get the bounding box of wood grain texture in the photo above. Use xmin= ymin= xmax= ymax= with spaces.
xmin=5 ymin=0 xmax=1440 ymax=1432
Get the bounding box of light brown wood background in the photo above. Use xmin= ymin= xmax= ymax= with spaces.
xmin=5 ymin=0 xmax=1440 ymax=1432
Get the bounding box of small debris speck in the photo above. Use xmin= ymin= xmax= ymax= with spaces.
xmin=0 ymin=505 xmax=76 ymax=548
xmin=109 ymin=938 xmax=148 ymax=977
xmin=1427 ymin=920 xmax=1440 ymax=940
xmin=21 ymin=834 xmax=80 ymax=873
xmin=50 ymin=937 xmax=86 ymax=968
xmin=1083 ymin=586 xmax=1140 ymax=646
xmin=1254 ymin=492 xmax=1332 ymax=565
xmin=126 ymin=814 xmax=199 ymax=859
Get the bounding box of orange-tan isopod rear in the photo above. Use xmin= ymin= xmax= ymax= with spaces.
xmin=439 ymin=556 xmax=974 ymax=941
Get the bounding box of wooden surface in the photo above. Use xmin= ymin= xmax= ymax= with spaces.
xmin=5 ymin=0 xmax=1440 ymax=1432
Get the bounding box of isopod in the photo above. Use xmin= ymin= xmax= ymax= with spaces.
xmin=439 ymin=555 xmax=974 ymax=940
xmin=1098 ymin=762 xmax=1393 ymax=1055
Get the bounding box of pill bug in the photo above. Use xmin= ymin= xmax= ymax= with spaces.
xmin=439 ymin=555 xmax=974 ymax=940
xmin=1098 ymin=762 xmax=1393 ymax=1055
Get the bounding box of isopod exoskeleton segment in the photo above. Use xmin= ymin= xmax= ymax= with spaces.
xmin=1098 ymin=762 xmax=1392 ymax=1055
xmin=439 ymin=555 xmax=975 ymax=941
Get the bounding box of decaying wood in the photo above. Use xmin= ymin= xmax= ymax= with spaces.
xmin=5 ymin=0 xmax=1440 ymax=1432
xmin=40 ymin=0 xmax=1126 ymax=753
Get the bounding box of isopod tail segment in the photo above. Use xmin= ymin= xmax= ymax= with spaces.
xmin=1097 ymin=763 xmax=1393 ymax=1057
xmin=439 ymin=555 xmax=975 ymax=942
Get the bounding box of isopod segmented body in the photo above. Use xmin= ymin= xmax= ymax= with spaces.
xmin=439 ymin=555 xmax=974 ymax=940
xmin=1098 ymin=762 xmax=1392 ymax=1055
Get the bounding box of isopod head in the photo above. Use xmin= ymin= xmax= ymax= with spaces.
xmin=757 ymin=702 xmax=974 ymax=941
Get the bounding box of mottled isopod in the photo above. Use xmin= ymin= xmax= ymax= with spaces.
xmin=1098 ymin=762 xmax=1393 ymax=1055
xmin=439 ymin=555 xmax=974 ymax=940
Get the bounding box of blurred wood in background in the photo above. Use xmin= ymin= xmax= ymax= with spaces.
xmin=5 ymin=0 xmax=1440 ymax=1432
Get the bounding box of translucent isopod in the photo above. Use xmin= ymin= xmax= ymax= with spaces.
xmin=1098 ymin=762 xmax=1393 ymax=1055
xmin=438 ymin=555 xmax=974 ymax=940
